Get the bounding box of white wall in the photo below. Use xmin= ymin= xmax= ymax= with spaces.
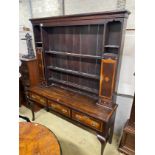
xmin=19 ymin=0 xmax=31 ymax=28
xmin=116 ymin=0 xmax=135 ymax=135
xmin=115 ymin=0 xmax=135 ymax=135
xmin=19 ymin=0 xmax=63 ymax=56
xmin=31 ymin=0 xmax=63 ymax=18
xmin=115 ymin=96 xmax=133 ymax=135
xmin=118 ymin=30 xmax=135 ymax=96
xmin=19 ymin=0 xmax=32 ymax=56
xmin=65 ymin=0 xmax=117 ymax=14
xmin=117 ymin=0 xmax=135 ymax=96
xmin=126 ymin=0 xmax=135 ymax=29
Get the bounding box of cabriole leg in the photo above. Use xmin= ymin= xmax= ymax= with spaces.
xmin=97 ymin=135 xmax=107 ymax=155
xmin=109 ymin=122 xmax=114 ymax=144
xmin=109 ymin=111 xmax=116 ymax=144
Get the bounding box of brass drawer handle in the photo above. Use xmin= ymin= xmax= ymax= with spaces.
xmin=40 ymin=99 xmax=45 ymax=103
xmin=62 ymin=109 xmax=67 ymax=113
xmin=32 ymin=95 xmax=40 ymax=99
xmin=31 ymin=95 xmax=36 ymax=99
xmin=91 ymin=122 xmax=98 ymax=127
xmin=51 ymin=104 xmax=60 ymax=109
xmin=83 ymin=116 xmax=89 ymax=120
xmin=75 ymin=114 xmax=82 ymax=120
xmin=51 ymin=104 xmax=57 ymax=108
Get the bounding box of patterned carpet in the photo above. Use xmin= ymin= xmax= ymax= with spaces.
xmin=19 ymin=106 xmax=123 ymax=155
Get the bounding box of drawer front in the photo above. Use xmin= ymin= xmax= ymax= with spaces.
xmin=48 ymin=100 xmax=70 ymax=117
xmin=124 ymin=133 xmax=135 ymax=150
xmin=29 ymin=93 xmax=46 ymax=106
xmin=72 ymin=111 xmax=103 ymax=132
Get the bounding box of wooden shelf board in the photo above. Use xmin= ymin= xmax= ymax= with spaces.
xmin=45 ymin=50 xmax=102 ymax=59
xmin=47 ymin=66 xmax=100 ymax=80
xmin=35 ymin=42 xmax=43 ymax=44
xmin=36 ymin=47 xmax=43 ymax=49
xmin=49 ymin=77 xmax=99 ymax=94
xmin=52 ymin=83 xmax=98 ymax=100
xmin=104 ymin=45 xmax=119 ymax=48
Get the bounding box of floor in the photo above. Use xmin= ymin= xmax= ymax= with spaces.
xmin=19 ymin=106 xmax=123 ymax=155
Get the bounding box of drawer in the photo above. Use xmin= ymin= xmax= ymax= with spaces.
xmin=29 ymin=93 xmax=46 ymax=106
xmin=48 ymin=100 xmax=70 ymax=117
xmin=72 ymin=111 xmax=103 ymax=132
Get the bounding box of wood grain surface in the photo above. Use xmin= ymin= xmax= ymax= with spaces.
xmin=29 ymin=85 xmax=117 ymax=122
xmin=19 ymin=122 xmax=61 ymax=155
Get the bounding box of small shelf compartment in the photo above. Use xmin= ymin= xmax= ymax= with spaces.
xmin=47 ymin=66 xmax=100 ymax=80
xmin=45 ymin=50 xmax=101 ymax=59
xmin=104 ymin=45 xmax=120 ymax=48
xmin=105 ymin=21 xmax=121 ymax=48
xmin=104 ymin=48 xmax=119 ymax=55
xmin=35 ymin=42 xmax=43 ymax=44
xmin=49 ymin=77 xmax=98 ymax=94
xmin=35 ymin=42 xmax=43 ymax=48
xmin=33 ymin=25 xmax=42 ymax=43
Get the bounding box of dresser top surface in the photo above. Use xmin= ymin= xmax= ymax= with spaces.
xmin=29 ymin=85 xmax=117 ymax=122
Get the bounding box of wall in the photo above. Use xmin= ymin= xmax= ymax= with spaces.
xmin=31 ymin=0 xmax=63 ymax=18
xmin=19 ymin=0 xmax=31 ymax=28
xmin=117 ymin=0 xmax=135 ymax=96
xmin=19 ymin=0 xmax=63 ymax=56
xmin=19 ymin=0 xmax=63 ymax=25
xmin=115 ymin=0 xmax=135 ymax=135
xmin=65 ymin=0 xmax=117 ymax=15
xmin=19 ymin=0 xmax=31 ymax=56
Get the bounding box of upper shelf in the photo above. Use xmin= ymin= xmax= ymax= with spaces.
xmin=45 ymin=50 xmax=119 ymax=60
xmin=45 ymin=51 xmax=102 ymax=59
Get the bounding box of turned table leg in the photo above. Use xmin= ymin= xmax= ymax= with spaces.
xmin=97 ymin=135 xmax=107 ymax=155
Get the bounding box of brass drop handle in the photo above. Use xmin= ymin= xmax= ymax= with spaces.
xmin=52 ymin=104 xmax=57 ymax=108
xmin=32 ymin=95 xmax=36 ymax=99
xmin=83 ymin=116 xmax=89 ymax=120
xmin=40 ymin=99 xmax=45 ymax=103
xmin=91 ymin=122 xmax=98 ymax=127
xmin=52 ymin=104 xmax=60 ymax=109
xmin=76 ymin=114 xmax=82 ymax=120
xmin=62 ymin=109 xmax=67 ymax=113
